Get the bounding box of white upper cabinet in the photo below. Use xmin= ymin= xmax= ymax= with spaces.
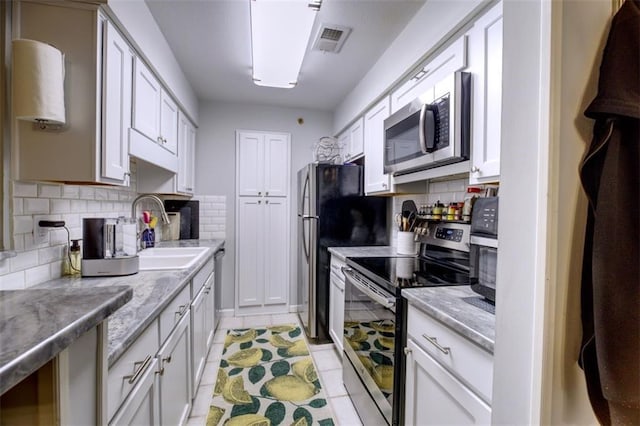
xmin=391 ymin=37 xmax=467 ymax=113
xmin=364 ymin=97 xmax=393 ymax=194
xmin=133 ymin=58 xmax=178 ymax=154
xmin=237 ymin=131 xmax=290 ymax=197
xmin=177 ymin=111 xmax=195 ymax=195
xmin=13 ymin=3 xmax=132 ymax=185
xmin=340 ymin=117 xmax=365 ymax=163
xmin=102 ymin=19 xmax=133 ymax=184
xmin=467 ymin=2 xmax=503 ymax=184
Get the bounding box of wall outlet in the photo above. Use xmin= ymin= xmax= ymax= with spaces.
xmin=33 ymin=218 xmax=49 ymax=246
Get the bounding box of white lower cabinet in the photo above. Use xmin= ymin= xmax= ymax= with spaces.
xmin=108 ymin=254 xmax=218 ymax=424
xmin=158 ymin=311 xmax=191 ymax=426
xmin=109 ymin=358 xmax=160 ymax=426
xmin=328 ymin=255 xmax=346 ymax=354
xmin=405 ymin=338 xmax=491 ymax=425
xmin=404 ymin=304 xmax=493 ymax=425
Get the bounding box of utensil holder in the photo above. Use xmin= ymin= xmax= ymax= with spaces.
xmin=397 ymin=231 xmax=417 ymax=255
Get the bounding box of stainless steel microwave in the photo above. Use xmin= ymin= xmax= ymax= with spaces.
xmin=383 ymin=71 xmax=471 ymax=175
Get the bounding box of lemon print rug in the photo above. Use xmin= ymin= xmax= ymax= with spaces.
xmin=207 ymin=324 xmax=335 ymax=426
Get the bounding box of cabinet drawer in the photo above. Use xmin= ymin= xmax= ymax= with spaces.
xmin=107 ymin=320 xmax=159 ymax=421
xmin=158 ymin=284 xmax=190 ymax=344
xmin=191 ymin=255 xmax=214 ymax=298
xmin=407 ymin=305 xmax=493 ymax=403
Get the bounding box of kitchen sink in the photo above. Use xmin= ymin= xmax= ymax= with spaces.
xmin=138 ymin=247 xmax=209 ymax=270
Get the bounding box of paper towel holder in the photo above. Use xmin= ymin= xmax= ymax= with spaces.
xmin=12 ymin=39 xmax=66 ymax=131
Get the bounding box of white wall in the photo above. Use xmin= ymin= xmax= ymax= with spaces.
xmin=544 ymin=0 xmax=610 ymax=423
xmin=332 ymin=0 xmax=486 ymax=134
xmin=106 ymin=0 xmax=199 ymax=124
xmin=195 ymin=101 xmax=333 ymax=310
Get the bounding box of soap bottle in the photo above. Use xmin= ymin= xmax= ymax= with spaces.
xmin=68 ymin=239 xmax=82 ymax=276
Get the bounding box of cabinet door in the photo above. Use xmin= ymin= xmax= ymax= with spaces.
xmin=191 ymin=286 xmax=208 ymax=396
xmin=160 ymin=89 xmax=179 ymax=154
xmin=158 ymin=312 xmax=191 ymax=426
xmin=404 ymin=338 xmax=491 ymax=425
xmin=237 ymin=198 xmax=264 ymax=307
xmin=102 ymin=20 xmax=132 ymax=184
xmin=263 ymin=198 xmax=288 ymax=306
xmin=468 ymin=2 xmax=503 ymax=184
xmin=203 ymin=273 xmax=216 ymax=350
xmin=237 ymin=132 xmax=265 ymax=196
xmin=364 ymin=97 xmax=392 ymax=194
xmin=391 ymin=36 xmax=467 ymax=113
xmin=177 ymin=112 xmax=196 ymax=194
xmin=133 ymin=58 xmax=161 ymax=142
xmin=338 ymin=131 xmax=350 ymax=161
xmin=349 ymin=117 xmax=365 ymax=161
xmin=328 ymin=271 xmax=345 ymax=353
xmin=263 ymin=133 xmax=290 ymax=197
xmin=109 ymin=359 xmax=160 ymax=426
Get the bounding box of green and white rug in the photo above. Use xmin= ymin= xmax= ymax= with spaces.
xmin=206 ymin=324 xmax=335 ymax=426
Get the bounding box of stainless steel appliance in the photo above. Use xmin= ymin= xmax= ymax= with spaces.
xmin=342 ymin=222 xmax=471 ymax=425
xmin=82 ymin=217 xmax=139 ymax=277
xmin=470 ymin=197 xmax=499 ymax=302
xmin=384 ymin=71 xmax=471 ymax=175
xmin=297 ymin=163 xmax=389 ymax=342
xmin=213 ymin=246 xmax=226 ymax=329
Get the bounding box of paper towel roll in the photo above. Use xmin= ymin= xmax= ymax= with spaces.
xmin=12 ymin=39 xmax=66 ymax=125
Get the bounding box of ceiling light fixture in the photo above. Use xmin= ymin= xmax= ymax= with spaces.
xmin=250 ymin=0 xmax=321 ymax=89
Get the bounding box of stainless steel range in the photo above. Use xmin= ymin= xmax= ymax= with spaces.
xmin=341 ymin=222 xmax=471 ymax=425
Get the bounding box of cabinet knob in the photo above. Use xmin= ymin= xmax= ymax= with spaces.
xmin=258 ymin=200 xmax=261 ymax=204
xmin=471 ymin=166 xmax=480 ymax=173
xmin=265 ymin=200 xmax=269 ymax=204
xmin=157 ymin=136 xmax=162 ymax=143
xmin=382 ymin=183 xmax=387 ymax=188
xmin=404 ymin=347 xmax=412 ymax=356
xmin=265 ymin=191 xmax=269 ymax=196
xmin=258 ymin=191 xmax=262 ymax=196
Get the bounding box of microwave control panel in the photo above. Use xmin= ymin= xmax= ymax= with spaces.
xmin=435 ymin=227 xmax=464 ymax=242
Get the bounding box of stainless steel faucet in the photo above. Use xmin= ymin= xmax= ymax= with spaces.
xmin=131 ymin=194 xmax=171 ymax=224
xmin=131 ymin=194 xmax=171 ymax=250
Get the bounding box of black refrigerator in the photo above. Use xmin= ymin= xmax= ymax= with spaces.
xmin=297 ymin=163 xmax=389 ymax=342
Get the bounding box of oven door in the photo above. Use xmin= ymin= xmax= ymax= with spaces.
xmin=342 ymin=267 xmax=397 ymax=425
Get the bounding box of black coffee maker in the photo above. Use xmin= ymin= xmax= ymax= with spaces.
xmin=82 ymin=217 xmax=139 ymax=277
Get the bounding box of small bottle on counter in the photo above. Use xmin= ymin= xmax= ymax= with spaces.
xmin=64 ymin=239 xmax=82 ymax=276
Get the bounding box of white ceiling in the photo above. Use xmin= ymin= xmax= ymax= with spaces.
xmin=145 ymin=0 xmax=425 ymax=111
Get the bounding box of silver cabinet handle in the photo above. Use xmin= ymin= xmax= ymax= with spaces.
xmin=258 ymin=200 xmax=261 ymax=204
xmin=265 ymin=200 xmax=269 ymax=204
xmin=404 ymin=347 xmax=412 ymax=356
xmin=157 ymin=136 xmax=162 ymax=143
xmin=382 ymin=183 xmax=387 ymax=188
xmin=258 ymin=191 xmax=262 ymax=196
xmin=471 ymin=166 xmax=480 ymax=173
xmin=175 ymin=304 xmax=188 ymax=319
xmin=124 ymin=355 xmax=152 ymax=384
xmin=422 ymin=334 xmax=450 ymax=355
xmin=265 ymin=191 xmax=269 ymax=196
xmin=157 ymin=355 xmax=172 ymax=376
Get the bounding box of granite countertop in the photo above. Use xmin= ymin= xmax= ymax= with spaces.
xmin=328 ymin=246 xmax=409 ymax=260
xmin=35 ymin=239 xmax=225 ymax=367
xmin=0 ymin=286 xmax=132 ymax=395
xmin=402 ymin=286 xmax=495 ymax=353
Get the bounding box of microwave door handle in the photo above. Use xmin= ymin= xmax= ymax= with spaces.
xmin=419 ymin=104 xmax=437 ymax=153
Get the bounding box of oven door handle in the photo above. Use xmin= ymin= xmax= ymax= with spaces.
xmin=342 ymin=267 xmax=396 ymax=310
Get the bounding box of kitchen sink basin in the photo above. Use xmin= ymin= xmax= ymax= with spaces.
xmin=138 ymin=247 xmax=209 ymax=270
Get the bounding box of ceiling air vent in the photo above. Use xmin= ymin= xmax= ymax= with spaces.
xmin=312 ymin=24 xmax=352 ymax=53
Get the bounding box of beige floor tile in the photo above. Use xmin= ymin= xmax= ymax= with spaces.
xmin=199 ymin=361 xmax=219 ymax=386
xmin=190 ymin=383 xmax=214 ymax=417
xmin=271 ymin=313 xmax=300 ymax=324
xmin=313 ymin=346 xmax=343 ymax=371
xmin=242 ymin=314 xmax=273 ymax=328
xmin=330 ymin=395 xmax=363 ymax=426
xmin=219 ymin=316 xmax=243 ymax=330
xmin=185 ymin=415 xmax=205 ymax=426
xmin=319 ymin=368 xmax=347 ymax=397
xmin=207 ymin=342 xmax=225 ymax=363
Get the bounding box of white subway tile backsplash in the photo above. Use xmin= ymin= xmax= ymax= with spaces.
xmin=0 ymin=259 xmax=9 ymax=275
xmin=25 ymin=264 xmax=51 ymax=287
xmin=39 ymin=245 xmax=65 ymax=263
xmin=13 ymin=235 xmax=24 ymax=251
xmin=13 ymin=216 xmax=33 ymax=234
xmin=39 ymin=184 xmax=62 ymax=198
xmin=95 ymin=188 xmax=109 ymax=201
xmin=10 ymin=250 xmax=39 ymax=272
xmin=71 ymin=199 xmax=88 ymax=212
xmin=88 ymin=201 xmax=102 ymax=212
xmin=13 ymin=181 xmax=38 ymax=197
xmin=62 ymin=185 xmax=80 ymax=199
xmin=0 ymin=271 xmax=26 ymax=290
xmin=24 ymin=198 xmax=50 ymax=214
xmin=51 ymin=199 xmax=71 ymax=214
xmin=428 ymin=181 xmax=449 ymax=194
xmin=13 ymin=198 xmax=23 ymax=215
xmin=49 ymin=261 xmax=64 ymax=278
xmin=79 ymin=186 xmax=95 ymax=199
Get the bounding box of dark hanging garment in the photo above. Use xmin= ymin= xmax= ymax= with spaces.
xmin=579 ymin=1 xmax=640 ymax=424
